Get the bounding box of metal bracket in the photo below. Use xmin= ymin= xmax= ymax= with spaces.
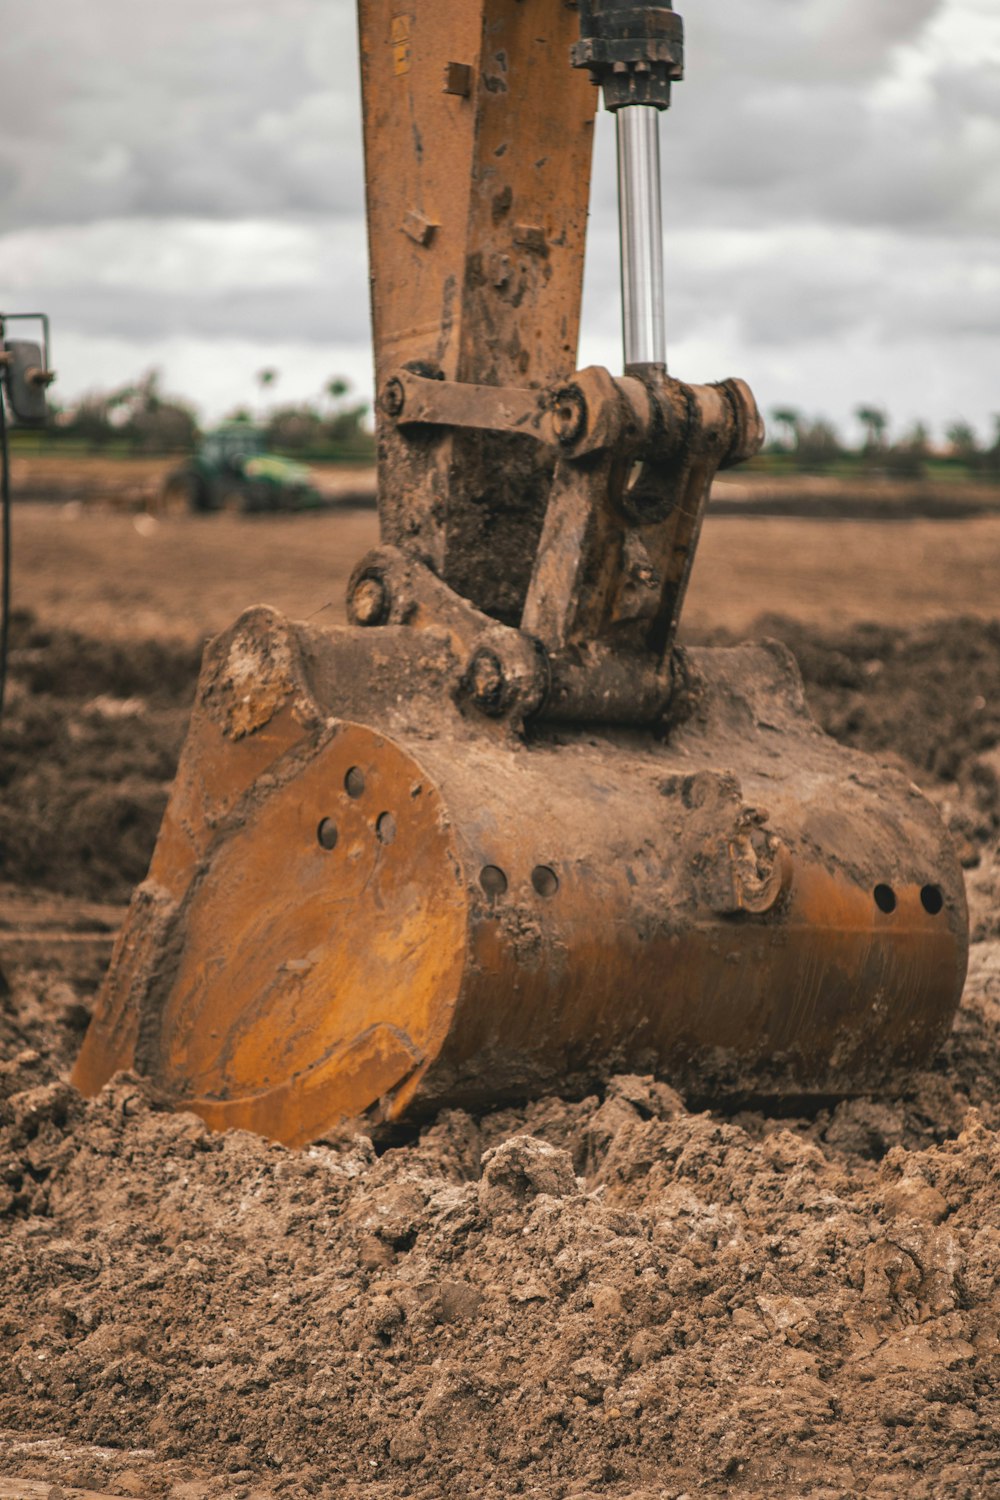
xmin=381 ymin=361 xmax=763 ymax=668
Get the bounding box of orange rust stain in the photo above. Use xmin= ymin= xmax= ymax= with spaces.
xmin=144 ymin=724 xmax=468 ymax=1144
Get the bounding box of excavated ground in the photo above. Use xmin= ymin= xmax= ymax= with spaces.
xmin=1 ymin=508 xmax=1000 ymax=1498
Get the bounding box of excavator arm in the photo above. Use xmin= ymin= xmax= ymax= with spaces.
xmin=72 ymin=0 xmax=968 ymax=1144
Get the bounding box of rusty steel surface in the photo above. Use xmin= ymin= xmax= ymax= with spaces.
xmin=73 ymin=0 xmax=971 ymax=1144
xmin=73 ymin=604 xmax=968 ymax=1142
xmin=360 ymin=0 xmax=596 ymax=620
xmin=360 ymin=0 xmax=594 ymax=393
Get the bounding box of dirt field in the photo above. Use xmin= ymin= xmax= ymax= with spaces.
xmin=2 ymin=497 xmax=1000 ymax=1498
xmin=12 ymin=500 xmax=1000 ymax=644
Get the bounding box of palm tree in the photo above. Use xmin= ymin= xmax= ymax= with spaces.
xmin=855 ymin=405 xmax=888 ymax=454
xmin=769 ymin=406 xmax=802 ymax=453
xmin=945 ymin=420 xmax=979 ymax=466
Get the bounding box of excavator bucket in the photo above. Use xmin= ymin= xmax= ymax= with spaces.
xmin=73 ymin=0 xmax=968 ymax=1145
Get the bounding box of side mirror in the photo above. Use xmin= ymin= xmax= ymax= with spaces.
xmin=0 ymin=315 xmax=54 ymax=425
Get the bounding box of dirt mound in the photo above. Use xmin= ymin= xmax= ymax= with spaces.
xmin=0 ymin=613 xmax=198 ymax=902
xmin=748 ymin=614 xmax=1000 ymax=790
xmin=1 ymin=951 xmax=999 ymax=1498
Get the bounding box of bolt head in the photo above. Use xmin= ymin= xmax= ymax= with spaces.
xmin=469 ymin=649 xmax=505 ymax=712
xmin=381 ymin=378 xmax=405 ymax=418
xmin=551 ymin=387 xmax=587 ymax=445
xmin=352 ymin=575 xmax=389 ymax=627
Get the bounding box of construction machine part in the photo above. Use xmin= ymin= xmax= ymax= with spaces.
xmin=72 ymin=599 xmax=967 ymax=1145
xmin=359 ymin=0 xmax=597 ymax=621
xmin=73 ymin=0 xmax=969 ymax=1144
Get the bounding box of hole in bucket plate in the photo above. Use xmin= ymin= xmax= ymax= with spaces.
xmin=531 ymin=865 xmax=559 ymax=898
xmin=345 ymin=766 xmax=366 ymax=799
xmin=874 ymin=884 xmax=896 ymax=915
xmin=480 ymin=865 xmax=508 ymax=898
xmin=376 ymin=812 xmax=397 ymax=845
xmin=317 ymin=818 xmax=338 ymax=851
xmin=921 ymin=884 xmax=944 ymax=915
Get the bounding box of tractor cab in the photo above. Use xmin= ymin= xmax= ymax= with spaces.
xmin=199 ymin=422 xmax=266 ymax=474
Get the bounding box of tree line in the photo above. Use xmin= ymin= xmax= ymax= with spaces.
xmin=18 ymin=368 xmax=1000 ymax=479
xmin=768 ymin=405 xmax=1000 ymax=478
xmin=32 ymin=367 xmax=373 ymax=461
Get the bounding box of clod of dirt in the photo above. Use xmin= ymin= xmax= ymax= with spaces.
xmin=882 ymin=1177 xmax=949 ymax=1224
xmin=478 ymin=1134 xmax=578 ymax=1217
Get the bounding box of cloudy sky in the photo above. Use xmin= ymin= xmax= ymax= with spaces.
xmin=1 ymin=0 xmax=998 ymax=443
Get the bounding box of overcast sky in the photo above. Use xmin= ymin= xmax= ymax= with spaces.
xmin=1 ymin=0 xmax=998 ymax=443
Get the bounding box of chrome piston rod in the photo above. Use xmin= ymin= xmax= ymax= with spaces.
xmin=616 ymin=105 xmax=666 ymax=368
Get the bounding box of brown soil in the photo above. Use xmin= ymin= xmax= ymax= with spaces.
xmin=711 ymin=471 xmax=1000 ymax=520
xmin=13 ymin=503 xmax=1000 ymax=649
xmin=2 ymin=991 xmax=1000 ymax=1500
xmin=1 ymin=507 xmax=1000 ymax=1498
xmin=0 ymin=612 xmax=199 ymax=902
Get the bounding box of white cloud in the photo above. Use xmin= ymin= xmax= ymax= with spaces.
xmin=45 ymin=329 xmax=376 ymax=420
xmin=0 ymin=0 xmax=362 ymax=227
xmin=0 ymin=0 xmax=996 ymax=436
xmin=0 ymin=217 xmax=360 ymax=296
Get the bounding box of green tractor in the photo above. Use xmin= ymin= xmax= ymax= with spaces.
xmin=158 ymin=423 xmax=324 ymax=514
